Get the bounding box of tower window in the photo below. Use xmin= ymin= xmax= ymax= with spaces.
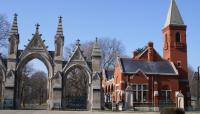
xmin=176 ymin=32 xmax=181 ymax=43
xmin=164 ymin=34 xmax=168 ymax=49
xmin=165 ymin=34 xmax=168 ymax=42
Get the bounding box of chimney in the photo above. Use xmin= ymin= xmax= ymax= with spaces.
xmin=148 ymin=41 xmax=154 ymax=61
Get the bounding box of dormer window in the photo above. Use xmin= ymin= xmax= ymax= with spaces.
xmin=176 ymin=32 xmax=181 ymax=43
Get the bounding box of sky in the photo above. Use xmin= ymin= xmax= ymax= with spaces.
xmin=0 ymin=0 xmax=200 ymax=72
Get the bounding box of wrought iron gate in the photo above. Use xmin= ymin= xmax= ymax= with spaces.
xmin=62 ymin=96 xmax=87 ymax=110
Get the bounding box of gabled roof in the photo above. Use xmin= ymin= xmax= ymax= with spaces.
xmin=63 ymin=40 xmax=91 ymax=72
xmin=25 ymin=25 xmax=48 ymax=51
xmin=19 ymin=24 xmax=52 ymax=59
xmin=134 ymin=47 xmax=162 ymax=61
xmin=164 ymin=0 xmax=185 ymax=27
xmin=119 ymin=58 xmax=178 ymax=75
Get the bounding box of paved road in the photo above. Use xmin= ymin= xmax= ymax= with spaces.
xmin=0 ymin=110 xmax=199 ymax=114
xmin=0 ymin=110 xmax=159 ymax=114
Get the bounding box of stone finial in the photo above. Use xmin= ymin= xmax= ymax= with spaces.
xmin=95 ymin=37 xmax=98 ymax=43
xmin=35 ymin=23 xmax=40 ymax=34
xmin=92 ymin=37 xmax=101 ymax=57
xmin=76 ymin=39 xmax=80 ymax=46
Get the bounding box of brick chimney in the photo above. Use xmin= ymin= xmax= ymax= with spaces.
xmin=148 ymin=41 xmax=154 ymax=61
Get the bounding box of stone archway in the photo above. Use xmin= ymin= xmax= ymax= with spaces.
xmin=3 ymin=15 xmax=102 ymax=110
xmin=15 ymin=53 xmax=53 ymax=109
xmin=62 ymin=64 xmax=92 ymax=110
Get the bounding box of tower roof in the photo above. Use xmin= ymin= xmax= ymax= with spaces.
xmin=92 ymin=38 xmax=101 ymax=57
xmin=9 ymin=13 xmax=18 ymax=35
xmin=164 ymin=0 xmax=185 ymax=28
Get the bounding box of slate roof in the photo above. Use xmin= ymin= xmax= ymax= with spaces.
xmin=120 ymin=58 xmax=178 ymax=75
xmin=164 ymin=0 xmax=185 ymax=27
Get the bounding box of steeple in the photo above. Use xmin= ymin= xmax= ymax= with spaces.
xmin=54 ymin=16 xmax=64 ymax=58
xmin=92 ymin=37 xmax=101 ymax=57
xmin=8 ymin=13 xmax=19 ymax=57
xmin=9 ymin=13 xmax=18 ymax=35
xmin=56 ymin=16 xmax=63 ymax=37
xmin=164 ymin=0 xmax=184 ymax=27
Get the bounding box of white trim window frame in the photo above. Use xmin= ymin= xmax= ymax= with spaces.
xmin=161 ymin=89 xmax=172 ymax=103
xmin=132 ymin=84 xmax=148 ymax=103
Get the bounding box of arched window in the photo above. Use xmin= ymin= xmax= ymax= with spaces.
xmin=176 ymin=32 xmax=181 ymax=43
xmin=164 ymin=34 xmax=168 ymax=49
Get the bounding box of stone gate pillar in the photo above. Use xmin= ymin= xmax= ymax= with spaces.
xmin=176 ymin=91 xmax=184 ymax=109
xmin=4 ymin=13 xmax=19 ymax=109
xmin=50 ymin=72 xmax=62 ymax=110
xmin=4 ymin=70 xmax=15 ymax=109
xmin=125 ymin=85 xmax=133 ymax=110
xmin=92 ymin=73 xmax=102 ymax=110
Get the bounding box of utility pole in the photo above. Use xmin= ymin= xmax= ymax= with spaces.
xmin=196 ymin=66 xmax=200 ymax=107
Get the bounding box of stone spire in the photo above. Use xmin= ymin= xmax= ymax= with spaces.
xmin=9 ymin=13 xmax=18 ymax=35
xmin=164 ymin=0 xmax=184 ymax=27
xmin=92 ymin=37 xmax=101 ymax=57
xmin=56 ymin=16 xmax=63 ymax=37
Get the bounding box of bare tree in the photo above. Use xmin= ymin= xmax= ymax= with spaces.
xmin=21 ymin=63 xmax=34 ymax=107
xmin=30 ymin=71 xmax=47 ymax=105
xmin=0 ymin=14 xmax=10 ymax=48
xmin=64 ymin=67 xmax=88 ymax=97
xmin=21 ymin=68 xmax=47 ymax=107
xmin=65 ymin=37 xmax=125 ymax=69
xmin=188 ymin=65 xmax=197 ymax=97
xmin=99 ymin=38 xmax=125 ymax=69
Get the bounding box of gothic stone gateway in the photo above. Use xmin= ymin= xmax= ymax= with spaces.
xmin=0 ymin=15 xmax=102 ymax=110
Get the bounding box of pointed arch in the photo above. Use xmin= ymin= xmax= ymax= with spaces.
xmin=63 ymin=64 xmax=92 ymax=84
xmin=16 ymin=52 xmax=53 ymax=77
xmin=176 ymin=32 xmax=181 ymax=43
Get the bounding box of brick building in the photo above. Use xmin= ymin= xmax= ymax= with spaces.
xmin=102 ymin=0 xmax=190 ymax=111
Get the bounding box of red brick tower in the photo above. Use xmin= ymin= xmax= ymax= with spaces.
xmin=162 ymin=0 xmax=190 ymax=108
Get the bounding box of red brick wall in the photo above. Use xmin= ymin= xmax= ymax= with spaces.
xmin=163 ymin=25 xmax=190 ymax=107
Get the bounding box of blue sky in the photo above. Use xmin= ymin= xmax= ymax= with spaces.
xmin=0 ymin=0 xmax=200 ymax=72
